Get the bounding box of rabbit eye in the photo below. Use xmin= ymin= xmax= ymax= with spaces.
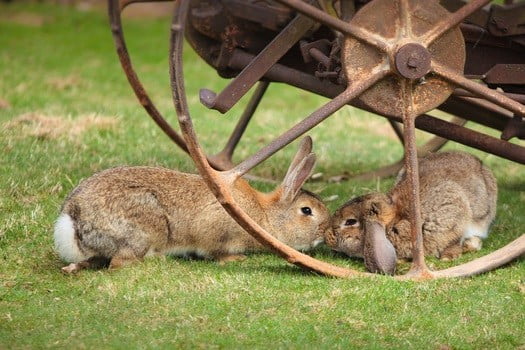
xmin=345 ymin=218 xmax=358 ymax=227
xmin=301 ymin=207 xmax=312 ymax=216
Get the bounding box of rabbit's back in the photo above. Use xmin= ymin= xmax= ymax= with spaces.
xmin=418 ymin=152 xmax=497 ymax=255
xmin=57 ymin=166 xmax=261 ymax=263
xmin=389 ymin=152 xmax=497 ymax=259
xmin=418 ymin=152 xmax=497 ymax=227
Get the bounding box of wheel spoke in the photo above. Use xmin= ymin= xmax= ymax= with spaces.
xmin=432 ymin=61 xmax=525 ymax=117
xmin=422 ymin=0 xmax=491 ymax=46
xmin=399 ymin=79 xmax=429 ymax=277
xmin=398 ymin=0 xmax=411 ymax=38
xmin=275 ymin=0 xmax=391 ymax=52
xmin=230 ymin=67 xmax=390 ymax=179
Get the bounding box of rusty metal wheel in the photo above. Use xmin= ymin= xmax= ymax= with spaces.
xmin=108 ymin=0 xmax=453 ymax=183
xmin=166 ymin=0 xmax=525 ymax=279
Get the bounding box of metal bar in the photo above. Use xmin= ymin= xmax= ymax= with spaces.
xmin=399 ymin=0 xmax=412 ymax=38
xmin=454 ymin=88 xmax=525 ymax=105
xmin=433 ymin=61 xmax=525 ymax=117
xmin=442 ymin=95 xmax=512 ymax=131
xmin=388 ymin=120 xmax=405 ymax=144
xmin=108 ymin=0 xmax=188 ymax=153
xmin=210 ymin=81 xmax=270 ymax=169
xmin=400 ymin=80 xmax=429 ymax=277
xmin=412 ymin=114 xmax=525 ymax=164
xmin=422 ymin=0 xmax=492 ymax=46
xmin=230 ymin=67 xmax=390 ymax=178
xmin=228 ymin=49 xmax=344 ymax=97
xmin=199 ymin=13 xmax=315 ymax=113
xmin=230 ymin=49 xmax=524 ymax=163
xmin=275 ymin=0 xmax=391 ymax=52
xmin=309 ymin=48 xmax=331 ymax=67
xmin=417 ymin=117 xmax=467 ymax=154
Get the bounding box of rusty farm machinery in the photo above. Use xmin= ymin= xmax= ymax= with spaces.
xmin=108 ymin=0 xmax=525 ymax=279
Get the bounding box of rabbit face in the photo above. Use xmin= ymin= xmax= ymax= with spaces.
xmin=270 ymin=190 xmax=331 ymax=251
xmin=329 ymin=199 xmax=365 ymax=258
xmin=328 ymin=193 xmax=395 ymax=258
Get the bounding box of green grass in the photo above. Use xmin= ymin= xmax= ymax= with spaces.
xmin=1 ymin=3 xmax=524 ymax=349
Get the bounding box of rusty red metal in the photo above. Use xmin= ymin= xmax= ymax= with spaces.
xmin=208 ymin=81 xmax=270 ymax=170
xmin=341 ymin=0 xmax=466 ymax=118
xmin=108 ymin=0 xmax=188 ymax=153
xmin=199 ymin=12 xmax=315 ymax=113
xmin=485 ymin=64 xmax=525 ymax=85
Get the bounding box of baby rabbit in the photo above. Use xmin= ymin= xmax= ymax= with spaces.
xmin=327 ymin=151 xmax=497 ymax=275
xmin=54 ymin=137 xmax=330 ymax=273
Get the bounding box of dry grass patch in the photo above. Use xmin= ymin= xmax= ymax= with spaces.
xmin=46 ymin=75 xmax=83 ymax=90
xmin=2 ymin=113 xmax=119 ymax=140
xmin=0 ymin=98 xmax=10 ymax=110
xmin=0 ymin=12 xmax=47 ymax=27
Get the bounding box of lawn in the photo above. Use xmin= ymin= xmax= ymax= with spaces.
xmin=0 ymin=2 xmax=524 ymax=349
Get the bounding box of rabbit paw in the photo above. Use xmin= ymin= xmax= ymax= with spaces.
xmin=109 ymin=255 xmax=139 ymax=270
xmin=217 ymin=254 xmax=247 ymax=265
xmin=440 ymin=244 xmax=462 ymax=261
xmin=61 ymin=263 xmax=81 ymax=274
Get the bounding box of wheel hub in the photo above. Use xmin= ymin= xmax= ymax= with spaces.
xmin=342 ymin=0 xmax=466 ymax=118
xmin=394 ymin=43 xmax=431 ymax=79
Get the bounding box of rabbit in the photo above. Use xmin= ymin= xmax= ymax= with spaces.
xmin=54 ymin=136 xmax=330 ymax=273
xmin=327 ymin=151 xmax=498 ymax=275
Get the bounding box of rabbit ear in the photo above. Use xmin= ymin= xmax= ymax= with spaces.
xmin=283 ymin=136 xmax=313 ymax=181
xmin=363 ymin=220 xmax=397 ymax=275
xmin=281 ymin=153 xmax=316 ymax=203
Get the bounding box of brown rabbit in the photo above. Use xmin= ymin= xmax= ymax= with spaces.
xmin=327 ymin=151 xmax=498 ymax=275
xmin=54 ymin=137 xmax=330 ymax=273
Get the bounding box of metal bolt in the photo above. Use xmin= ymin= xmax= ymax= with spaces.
xmin=394 ymin=43 xmax=431 ymax=80
xmin=407 ymin=56 xmax=420 ymax=69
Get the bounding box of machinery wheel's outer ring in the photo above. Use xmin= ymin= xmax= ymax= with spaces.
xmin=170 ymin=0 xmax=525 ymax=280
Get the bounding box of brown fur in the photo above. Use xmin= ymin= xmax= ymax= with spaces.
xmin=55 ymin=137 xmax=331 ymax=273
xmin=328 ymin=151 xmax=497 ymax=262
